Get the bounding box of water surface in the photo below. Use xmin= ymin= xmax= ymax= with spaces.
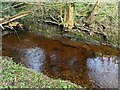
xmin=2 ymin=32 xmax=120 ymax=88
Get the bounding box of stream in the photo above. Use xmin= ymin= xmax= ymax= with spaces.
xmin=2 ymin=32 xmax=120 ymax=88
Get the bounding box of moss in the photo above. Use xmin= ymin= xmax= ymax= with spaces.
xmin=0 ymin=56 xmax=82 ymax=88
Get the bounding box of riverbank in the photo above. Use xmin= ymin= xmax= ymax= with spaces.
xmin=0 ymin=56 xmax=81 ymax=88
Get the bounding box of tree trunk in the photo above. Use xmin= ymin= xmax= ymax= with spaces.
xmin=86 ymin=0 xmax=104 ymax=26
xmin=67 ymin=3 xmax=74 ymax=30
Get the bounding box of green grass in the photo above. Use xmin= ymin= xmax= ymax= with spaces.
xmin=0 ymin=56 xmax=82 ymax=88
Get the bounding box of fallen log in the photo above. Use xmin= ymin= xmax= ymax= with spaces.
xmin=0 ymin=11 xmax=32 ymax=25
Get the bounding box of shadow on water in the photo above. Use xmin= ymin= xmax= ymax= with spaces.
xmin=2 ymin=32 xmax=120 ymax=88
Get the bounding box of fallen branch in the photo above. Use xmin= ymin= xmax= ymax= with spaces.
xmin=0 ymin=11 xmax=32 ymax=25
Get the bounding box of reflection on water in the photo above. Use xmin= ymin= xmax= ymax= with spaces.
xmin=2 ymin=32 xmax=120 ymax=88
xmin=87 ymin=56 xmax=119 ymax=88
xmin=21 ymin=47 xmax=45 ymax=72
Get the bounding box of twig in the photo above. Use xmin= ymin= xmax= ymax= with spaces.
xmin=43 ymin=20 xmax=58 ymax=25
xmin=50 ymin=15 xmax=58 ymax=22
xmin=0 ymin=24 xmax=5 ymax=30
xmin=14 ymin=29 xmax=21 ymax=42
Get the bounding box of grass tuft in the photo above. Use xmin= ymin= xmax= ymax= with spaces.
xmin=0 ymin=56 xmax=82 ymax=88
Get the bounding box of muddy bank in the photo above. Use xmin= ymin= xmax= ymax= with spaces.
xmin=21 ymin=18 xmax=119 ymax=49
xmin=2 ymin=32 xmax=120 ymax=88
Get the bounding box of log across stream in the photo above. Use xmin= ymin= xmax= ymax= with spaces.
xmin=2 ymin=32 xmax=120 ymax=88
